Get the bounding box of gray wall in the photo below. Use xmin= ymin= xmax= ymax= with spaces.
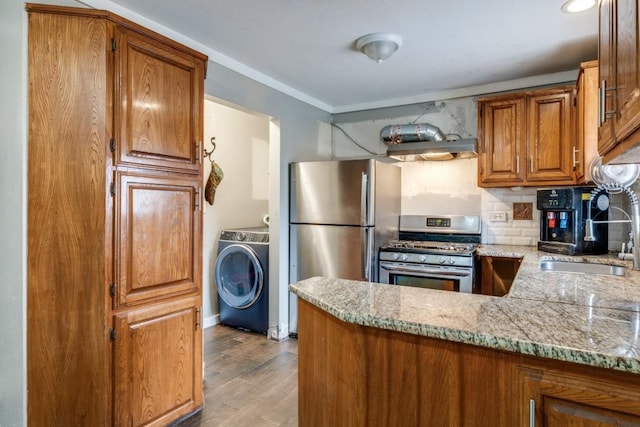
xmin=1 ymin=0 xmax=26 ymax=425
xmin=205 ymin=62 xmax=332 ymax=337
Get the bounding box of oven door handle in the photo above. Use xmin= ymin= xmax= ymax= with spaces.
xmin=380 ymin=264 xmax=472 ymax=279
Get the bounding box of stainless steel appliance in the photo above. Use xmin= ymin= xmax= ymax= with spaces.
xmin=537 ymin=187 xmax=608 ymax=255
xmin=378 ymin=215 xmax=481 ymax=293
xmin=381 ymin=123 xmax=478 ymax=161
xmin=289 ymin=159 xmax=401 ymax=335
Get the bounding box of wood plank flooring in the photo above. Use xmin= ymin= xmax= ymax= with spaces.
xmin=175 ymin=325 xmax=298 ymax=427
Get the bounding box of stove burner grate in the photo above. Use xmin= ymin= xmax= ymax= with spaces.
xmin=383 ymin=240 xmax=478 ymax=254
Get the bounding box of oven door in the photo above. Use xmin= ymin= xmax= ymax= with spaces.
xmin=379 ymin=261 xmax=474 ymax=293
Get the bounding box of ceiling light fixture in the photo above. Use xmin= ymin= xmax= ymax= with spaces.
xmin=355 ymin=33 xmax=403 ymax=64
xmin=561 ymin=0 xmax=596 ymax=13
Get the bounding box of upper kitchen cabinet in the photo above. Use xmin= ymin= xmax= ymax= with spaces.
xmin=598 ymin=0 xmax=640 ymax=163
xmin=114 ymin=25 xmax=206 ymax=173
xmin=575 ymin=60 xmax=600 ymax=182
xmin=477 ymin=97 xmax=526 ymax=185
xmin=478 ymin=86 xmax=576 ymax=187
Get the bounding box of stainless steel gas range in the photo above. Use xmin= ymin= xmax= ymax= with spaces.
xmin=378 ymin=215 xmax=482 ymax=293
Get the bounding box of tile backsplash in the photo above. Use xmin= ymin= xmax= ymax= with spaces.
xmin=606 ymin=180 xmax=640 ymax=253
xmin=401 ymin=159 xmax=639 ymax=250
xmin=481 ymin=187 xmax=539 ymax=246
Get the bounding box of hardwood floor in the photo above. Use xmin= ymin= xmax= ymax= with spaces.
xmin=175 ymin=325 xmax=298 ymax=427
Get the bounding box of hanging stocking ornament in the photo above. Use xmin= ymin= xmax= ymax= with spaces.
xmin=205 ymin=160 xmax=224 ymax=205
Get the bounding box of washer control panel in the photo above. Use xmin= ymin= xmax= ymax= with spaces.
xmin=220 ymin=228 xmax=269 ymax=243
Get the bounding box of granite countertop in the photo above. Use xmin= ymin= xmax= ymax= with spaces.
xmin=289 ymin=245 xmax=640 ymax=374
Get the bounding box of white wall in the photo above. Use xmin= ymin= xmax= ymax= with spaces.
xmin=201 ymin=99 xmax=270 ymax=327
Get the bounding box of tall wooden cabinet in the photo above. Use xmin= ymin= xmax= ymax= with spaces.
xmin=27 ymin=4 xmax=207 ymax=426
xmin=478 ymin=86 xmax=576 ymax=187
xmin=598 ymin=0 xmax=640 ymax=163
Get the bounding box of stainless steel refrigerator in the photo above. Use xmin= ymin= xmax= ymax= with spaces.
xmin=289 ymin=159 xmax=401 ymax=334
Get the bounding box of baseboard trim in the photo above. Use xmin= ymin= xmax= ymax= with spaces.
xmin=203 ymin=314 xmax=220 ymax=329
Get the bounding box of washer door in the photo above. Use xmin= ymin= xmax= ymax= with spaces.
xmin=215 ymin=244 xmax=264 ymax=309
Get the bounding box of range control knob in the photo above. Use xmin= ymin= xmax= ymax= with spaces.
xmin=448 ymin=258 xmax=456 ymax=265
xmin=439 ymin=257 xmax=446 ymax=264
xmin=401 ymin=254 xmax=409 ymax=261
xmin=419 ymin=255 xmax=427 ymax=262
xmin=392 ymin=253 xmax=400 ymax=260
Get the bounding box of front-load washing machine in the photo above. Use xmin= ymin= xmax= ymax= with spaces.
xmin=214 ymin=227 xmax=269 ymax=333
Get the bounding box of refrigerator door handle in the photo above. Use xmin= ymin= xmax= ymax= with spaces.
xmin=363 ymin=227 xmax=371 ymax=281
xmin=360 ymin=172 xmax=368 ymax=226
xmin=364 ymin=227 xmax=376 ymax=281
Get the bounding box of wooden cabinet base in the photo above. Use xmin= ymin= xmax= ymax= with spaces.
xmin=480 ymin=256 xmax=522 ymax=297
xmin=298 ymin=300 xmax=519 ymax=426
xmin=298 ymin=300 xmax=640 ymax=427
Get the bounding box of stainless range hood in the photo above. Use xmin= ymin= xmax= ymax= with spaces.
xmin=386 ymin=138 xmax=478 ymax=161
xmin=380 ymin=123 xmax=477 ymax=161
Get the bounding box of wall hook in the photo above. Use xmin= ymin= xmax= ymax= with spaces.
xmin=203 ymin=137 xmax=216 ymax=161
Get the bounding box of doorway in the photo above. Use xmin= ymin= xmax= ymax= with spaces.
xmin=202 ymin=98 xmax=277 ymax=334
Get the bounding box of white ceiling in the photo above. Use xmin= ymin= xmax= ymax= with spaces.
xmin=85 ymin=0 xmax=598 ymax=113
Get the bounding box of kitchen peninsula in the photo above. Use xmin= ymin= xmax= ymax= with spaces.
xmin=290 ymin=246 xmax=640 ymax=426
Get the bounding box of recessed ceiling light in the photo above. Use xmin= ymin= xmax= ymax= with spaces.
xmin=561 ymin=0 xmax=596 ymax=13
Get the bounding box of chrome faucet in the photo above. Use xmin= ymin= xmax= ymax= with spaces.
xmin=584 ymin=183 xmax=640 ymax=270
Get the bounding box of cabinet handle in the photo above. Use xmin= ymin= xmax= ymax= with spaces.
xmin=516 ymin=157 xmax=520 ymax=174
xmin=600 ymin=81 xmax=605 ymax=125
xmin=573 ymin=147 xmax=580 ymax=168
xmin=597 ymin=85 xmax=601 ymax=127
xmin=600 ymin=79 xmax=617 ymax=124
xmin=530 ymin=155 xmax=533 ymax=173
xmin=529 ymin=399 xmax=535 ymax=427
xmin=194 ymin=188 xmax=201 ymax=211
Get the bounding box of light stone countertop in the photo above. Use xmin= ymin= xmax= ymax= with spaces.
xmin=289 ymin=245 xmax=640 ymax=374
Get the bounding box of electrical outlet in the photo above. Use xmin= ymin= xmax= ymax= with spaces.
xmin=490 ymin=212 xmax=508 ymax=222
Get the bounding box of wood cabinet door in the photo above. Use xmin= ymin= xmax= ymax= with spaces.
xmin=613 ymin=0 xmax=640 ymax=143
xmin=478 ymin=97 xmax=525 ymax=186
xmin=115 ymin=171 xmax=202 ymax=307
xmin=520 ymin=367 xmax=640 ymax=426
xmin=479 ymin=256 xmax=522 ymax=297
xmin=526 ymin=89 xmax=576 ymax=183
xmin=598 ymin=0 xmax=617 ymax=155
xmin=114 ymin=26 xmax=204 ymax=173
xmin=114 ymin=296 xmax=203 ymax=427
xmin=576 ymin=61 xmax=599 ymax=183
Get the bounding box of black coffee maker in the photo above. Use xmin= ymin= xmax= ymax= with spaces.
xmin=537 ymin=187 xmax=608 ymax=255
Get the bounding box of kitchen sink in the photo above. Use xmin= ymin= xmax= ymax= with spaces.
xmin=539 ymin=260 xmax=625 ymax=276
